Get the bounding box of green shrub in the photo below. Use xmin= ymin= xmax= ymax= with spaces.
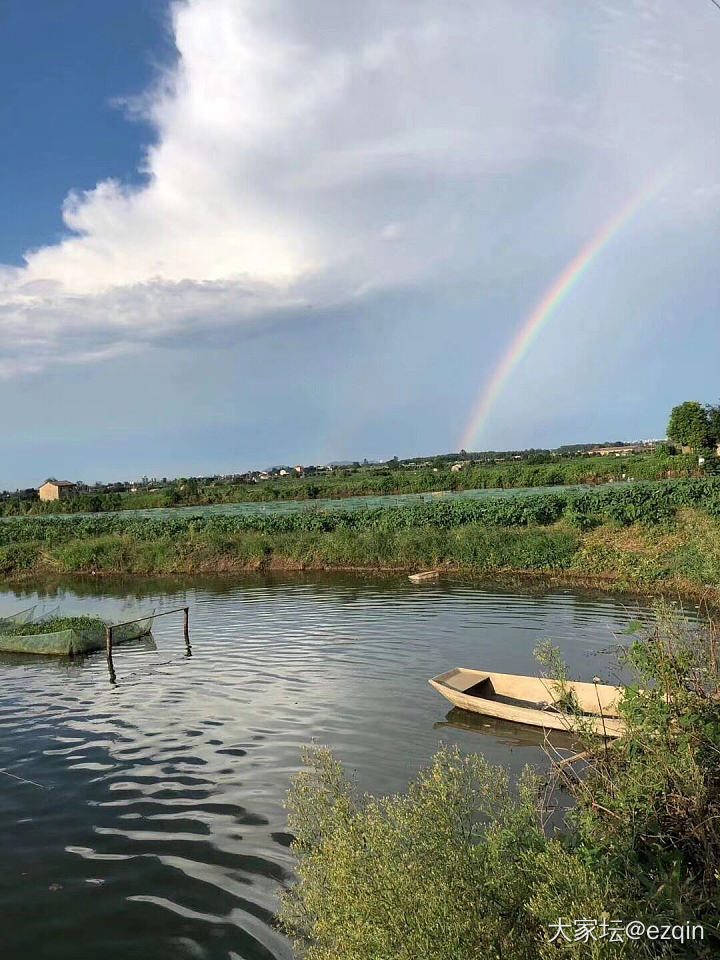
xmin=282 ymin=746 xmax=553 ymax=960
xmin=282 ymin=746 xmax=625 ymax=960
xmin=282 ymin=610 xmax=720 ymax=958
xmin=572 ymin=606 xmax=720 ymax=928
xmin=0 ymin=542 xmax=40 ymax=574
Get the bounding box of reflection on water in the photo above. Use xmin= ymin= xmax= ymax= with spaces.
xmin=435 ymin=707 xmax=579 ymax=752
xmin=0 ymin=574 xmax=692 ymax=959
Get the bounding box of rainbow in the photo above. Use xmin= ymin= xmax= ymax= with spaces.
xmin=458 ymin=178 xmax=662 ymax=451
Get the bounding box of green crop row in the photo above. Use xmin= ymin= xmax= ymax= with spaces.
xmin=0 ymin=478 xmax=718 ymax=548
xmin=0 ymin=452 xmax=704 ymax=518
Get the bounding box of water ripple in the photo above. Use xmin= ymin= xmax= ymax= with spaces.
xmin=0 ymin=574 xmax=695 ymax=959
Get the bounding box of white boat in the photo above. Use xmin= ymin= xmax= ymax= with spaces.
xmin=429 ymin=667 xmax=626 ymax=737
xmin=408 ymin=570 xmax=441 ymax=583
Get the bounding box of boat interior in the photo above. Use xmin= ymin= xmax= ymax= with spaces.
xmin=460 ymin=675 xmax=563 ymax=713
xmin=432 ymin=668 xmax=622 ymax=717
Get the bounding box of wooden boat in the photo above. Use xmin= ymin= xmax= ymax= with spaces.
xmin=0 ymin=611 xmax=155 ymax=657
xmin=429 ymin=668 xmax=626 ymax=737
xmin=408 ymin=570 xmax=441 ymax=583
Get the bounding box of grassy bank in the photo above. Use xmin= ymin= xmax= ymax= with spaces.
xmin=1 ymin=506 xmax=719 ymax=602
xmin=2 ymin=480 xmax=719 ymax=597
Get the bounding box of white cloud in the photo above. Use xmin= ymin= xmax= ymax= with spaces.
xmin=1 ymin=0 xmax=720 ymax=377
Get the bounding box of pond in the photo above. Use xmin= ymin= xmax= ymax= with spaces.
xmin=0 ymin=575 xmax=682 ymax=959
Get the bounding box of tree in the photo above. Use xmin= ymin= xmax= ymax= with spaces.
xmin=667 ymin=401 xmax=712 ymax=451
xmin=705 ymin=403 xmax=720 ymax=448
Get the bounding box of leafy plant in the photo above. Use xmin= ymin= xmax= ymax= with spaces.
xmin=0 ymin=615 xmax=105 ymax=636
xmin=282 ymin=609 xmax=720 ymax=958
xmin=3 ymin=477 xmax=720 ymax=549
xmin=534 ymin=639 xmax=581 ymax=715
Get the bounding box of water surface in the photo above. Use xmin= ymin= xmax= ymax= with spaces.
xmin=0 ymin=575 xmax=675 ymax=959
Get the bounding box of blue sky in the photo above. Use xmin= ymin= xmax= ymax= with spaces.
xmin=1 ymin=0 xmax=719 ymax=489
xmin=0 ymin=0 xmax=172 ymax=264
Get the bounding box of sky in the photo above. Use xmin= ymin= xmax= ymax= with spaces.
xmin=1 ymin=0 xmax=720 ymax=488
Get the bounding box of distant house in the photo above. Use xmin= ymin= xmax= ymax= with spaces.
xmin=450 ymin=462 xmax=465 ymax=472
xmin=294 ymin=465 xmax=304 ymax=475
xmin=38 ymin=480 xmax=76 ymax=502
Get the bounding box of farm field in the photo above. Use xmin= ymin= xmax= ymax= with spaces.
xmin=2 ymin=478 xmax=720 ymax=597
xmin=2 ymin=451 xmax=703 ymax=519
xmin=3 ymin=481 xmax=622 ymax=523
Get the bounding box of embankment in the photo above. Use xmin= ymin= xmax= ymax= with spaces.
xmin=0 ymin=479 xmax=719 ymax=600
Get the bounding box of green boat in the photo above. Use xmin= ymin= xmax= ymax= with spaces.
xmin=0 ymin=610 xmax=155 ymax=656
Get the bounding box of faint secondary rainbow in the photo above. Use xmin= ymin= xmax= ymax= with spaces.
xmin=459 ymin=178 xmax=662 ymax=451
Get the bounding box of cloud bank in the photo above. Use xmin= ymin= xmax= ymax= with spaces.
xmin=1 ymin=0 xmax=719 ymax=378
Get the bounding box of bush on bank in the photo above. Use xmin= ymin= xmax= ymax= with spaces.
xmin=281 ymin=610 xmax=720 ymax=959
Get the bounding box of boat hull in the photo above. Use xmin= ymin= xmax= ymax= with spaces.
xmin=429 ymin=668 xmax=626 ymax=738
xmin=408 ymin=570 xmax=441 ymax=583
xmin=0 ymin=615 xmax=155 ymax=657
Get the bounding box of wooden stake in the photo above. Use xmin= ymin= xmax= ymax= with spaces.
xmin=106 ymin=625 xmax=116 ymax=685
xmin=105 ymin=606 xmax=191 ymax=680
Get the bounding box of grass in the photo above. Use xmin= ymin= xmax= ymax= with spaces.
xmin=0 ymin=615 xmax=105 ymax=636
xmin=0 ymin=503 xmax=719 ymax=604
xmin=575 ymin=508 xmax=720 ymax=591
xmin=280 ymin=608 xmax=720 ymax=958
xmin=0 ymin=524 xmax=581 ymax=577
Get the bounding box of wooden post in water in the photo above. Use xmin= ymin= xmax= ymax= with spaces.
xmin=183 ymin=605 xmax=191 ymax=655
xmin=104 ymin=605 xmax=190 ymax=679
xmin=106 ymin=626 xmax=116 ymax=685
